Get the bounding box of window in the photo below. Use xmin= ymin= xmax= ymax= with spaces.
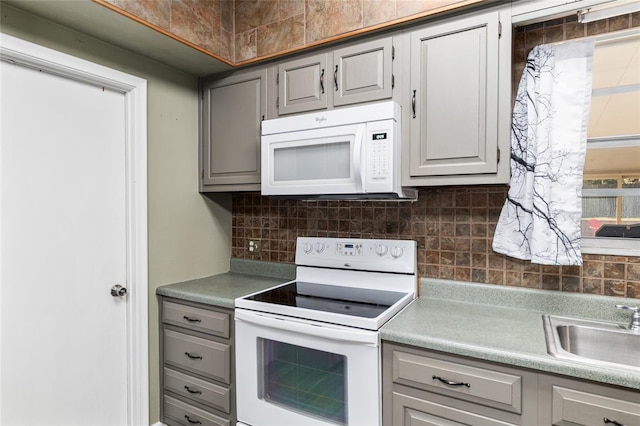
xmin=581 ymin=30 xmax=640 ymax=255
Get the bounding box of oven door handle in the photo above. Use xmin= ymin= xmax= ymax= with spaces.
xmin=235 ymin=309 xmax=378 ymax=346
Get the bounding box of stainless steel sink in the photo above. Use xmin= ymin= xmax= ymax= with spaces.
xmin=543 ymin=315 xmax=640 ymax=370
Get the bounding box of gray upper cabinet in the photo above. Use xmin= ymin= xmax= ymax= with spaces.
xmin=201 ymin=68 xmax=266 ymax=192
xmin=403 ymin=8 xmax=511 ymax=186
xmin=277 ymin=53 xmax=328 ymax=115
xmin=332 ymin=37 xmax=394 ymax=107
xmin=275 ymin=36 xmax=395 ymax=116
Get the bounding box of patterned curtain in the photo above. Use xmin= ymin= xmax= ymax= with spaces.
xmin=492 ymin=40 xmax=595 ymax=265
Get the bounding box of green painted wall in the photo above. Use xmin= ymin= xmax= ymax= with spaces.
xmin=0 ymin=4 xmax=232 ymax=422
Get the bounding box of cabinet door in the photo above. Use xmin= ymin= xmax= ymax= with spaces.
xmin=164 ymin=329 xmax=231 ymax=384
xmin=202 ymin=68 xmax=266 ymax=190
xmin=277 ymin=53 xmax=328 ymax=115
xmin=409 ymin=11 xmax=500 ymax=177
xmin=393 ymin=392 xmax=517 ymax=426
xmin=333 ymin=37 xmax=393 ymax=107
xmin=539 ymin=374 xmax=640 ymax=426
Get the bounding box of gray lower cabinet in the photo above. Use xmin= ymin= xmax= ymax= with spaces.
xmin=200 ymin=68 xmax=266 ymax=192
xmin=383 ymin=342 xmax=640 ymax=426
xmin=160 ymin=298 xmax=235 ymax=426
xmin=383 ymin=342 xmax=538 ymax=425
xmin=403 ymin=7 xmax=511 ymax=186
xmin=538 ymin=374 xmax=640 ymax=426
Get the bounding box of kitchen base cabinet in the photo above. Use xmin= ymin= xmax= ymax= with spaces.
xmin=538 ymin=374 xmax=640 ymax=426
xmin=160 ymin=298 xmax=235 ymax=426
xmin=383 ymin=343 xmax=538 ymax=426
xmin=164 ymin=395 xmax=230 ymax=426
xmin=392 ymin=391 xmax=518 ymax=426
xmin=383 ymin=342 xmax=640 ymax=426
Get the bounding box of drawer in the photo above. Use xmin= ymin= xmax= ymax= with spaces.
xmin=163 ymin=301 xmax=230 ymax=338
xmin=164 ymin=395 xmax=229 ymax=426
xmin=393 ymin=391 xmax=518 ymax=426
xmin=164 ymin=329 xmax=231 ymax=384
xmin=164 ymin=367 xmax=230 ymax=414
xmin=550 ymin=386 xmax=640 ymax=426
xmin=392 ymin=350 xmax=522 ymax=413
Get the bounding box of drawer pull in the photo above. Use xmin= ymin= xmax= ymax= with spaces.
xmin=432 ymin=375 xmax=470 ymax=388
xmin=182 ymin=315 xmax=201 ymax=323
xmin=604 ymin=418 xmax=626 ymax=426
xmin=184 ymin=385 xmax=202 ymax=395
xmin=184 ymin=352 xmax=203 ymax=360
xmin=185 ymin=415 xmax=202 ymax=424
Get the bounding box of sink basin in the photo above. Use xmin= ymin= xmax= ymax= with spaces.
xmin=543 ymin=315 xmax=640 ymax=370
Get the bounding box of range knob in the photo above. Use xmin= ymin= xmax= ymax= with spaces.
xmin=303 ymin=242 xmax=313 ymax=254
xmin=375 ymin=244 xmax=388 ymax=256
xmin=315 ymin=242 xmax=326 ymax=253
xmin=390 ymin=246 xmax=404 ymax=259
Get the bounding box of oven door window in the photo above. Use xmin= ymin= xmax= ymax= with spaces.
xmin=259 ymin=338 xmax=347 ymax=425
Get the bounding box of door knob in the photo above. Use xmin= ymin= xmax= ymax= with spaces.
xmin=111 ymin=284 xmax=127 ymax=297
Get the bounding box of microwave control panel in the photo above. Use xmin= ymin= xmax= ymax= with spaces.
xmin=365 ymin=119 xmax=396 ymax=192
xmin=370 ymin=132 xmax=390 ymax=180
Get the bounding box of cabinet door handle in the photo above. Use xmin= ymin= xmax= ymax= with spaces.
xmin=183 ymin=315 xmax=201 ymax=323
xmin=184 ymin=352 xmax=203 ymax=360
xmin=320 ymin=68 xmax=325 ymax=94
xmin=184 ymin=385 xmax=202 ymax=395
xmin=604 ymin=418 xmax=626 ymax=426
xmin=412 ymin=90 xmax=416 ymax=118
xmin=432 ymin=375 xmax=470 ymax=388
xmin=185 ymin=415 xmax=202 ymax=424
xmin=334 ymin=65 xmax=339 ymax=91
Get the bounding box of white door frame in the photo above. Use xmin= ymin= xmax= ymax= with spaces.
xmin=0 ymin=34 xmax=149 ymax=425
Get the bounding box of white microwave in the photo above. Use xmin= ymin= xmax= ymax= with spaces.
xmin=261 ymin=101 xmax=417 ymax=200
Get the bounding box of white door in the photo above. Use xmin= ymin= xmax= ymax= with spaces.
xmin=0 ymin=35 xmax=148 ymax=424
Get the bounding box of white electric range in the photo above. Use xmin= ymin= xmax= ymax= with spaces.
xmin=235 ymin=237 xmax=417 ymax=426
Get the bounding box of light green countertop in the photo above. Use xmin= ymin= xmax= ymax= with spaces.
xmin=156 ymin=260 xmax=639 ymax=390
xmin=381 ymin=279 xmax=640 ymax=391
xmin=156 ymin=258 xmax=295 ymax=309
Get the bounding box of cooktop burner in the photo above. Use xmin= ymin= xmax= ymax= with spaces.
xmin=246 ymin=281 xmax=407 ymax=319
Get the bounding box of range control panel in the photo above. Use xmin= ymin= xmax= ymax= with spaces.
xmin=295 ymin=237 xmax=416 ymax=274
xmin=335 ymin=242 xmax=362 ymax=256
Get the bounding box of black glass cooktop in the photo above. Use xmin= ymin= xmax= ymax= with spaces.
xmin=246 ymin=281 xmax=408 ymax=318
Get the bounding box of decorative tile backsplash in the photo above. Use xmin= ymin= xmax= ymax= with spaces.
xmin=232 ymin=12 xmax=640 ymax=299
xmin=232 ymin=188 xmax=640 ymax=299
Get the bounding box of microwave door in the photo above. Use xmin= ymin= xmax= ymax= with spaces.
xmin=262 ymin=124 xmax=365 ymax=196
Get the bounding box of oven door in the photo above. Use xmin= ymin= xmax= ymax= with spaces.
xmin=235 ymin=309 xmax=380 ymax=426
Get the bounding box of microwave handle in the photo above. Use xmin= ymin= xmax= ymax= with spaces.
xmin=353 ymin=126 xmax=365 ymax=192
xmin=235 ymin=309 xmax=378 ymax=346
